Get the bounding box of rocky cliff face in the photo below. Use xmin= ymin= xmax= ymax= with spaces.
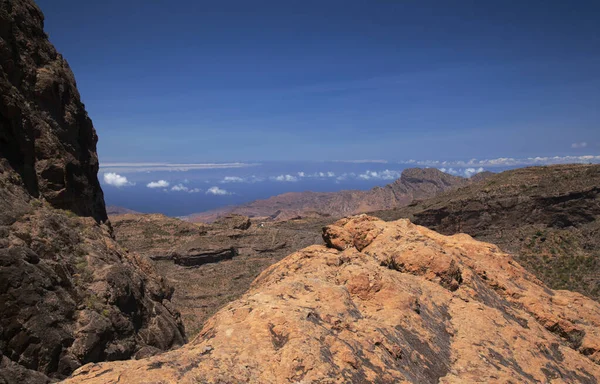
xmin=375 ymin=164 xmax=600 ymax=301
xmin=187 ymin=168 xmax=469 ymax=223
xmin=65 ymin=216 xmax=600 ymax=383
xmin=0 ymin=0 xmax=106 ymax=223
xmin=0 ymin=1 xmax=185 ymax=382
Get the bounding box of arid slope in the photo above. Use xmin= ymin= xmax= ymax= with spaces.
xmin=65 ymin=216 xmax=600 ymax=383
xmin=374 ymin=164 xmax=600 ymax=300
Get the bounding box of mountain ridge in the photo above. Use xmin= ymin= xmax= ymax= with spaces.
xmin=186 ymin=168 xmax=476 ymax=223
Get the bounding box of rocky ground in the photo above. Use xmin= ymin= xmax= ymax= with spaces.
xmin=64 ymin=216 xmax=600 ymax=383
xmin=110 ymin=213 xmax=324 ymax=336
xmin=0 ymin=163 xmax=186 ymax=383
xmin=373 ymin=164 xmax=600 ymax=301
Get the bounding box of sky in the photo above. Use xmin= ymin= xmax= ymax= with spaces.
xmin=37 ymin=0 xmax=599 ymax=164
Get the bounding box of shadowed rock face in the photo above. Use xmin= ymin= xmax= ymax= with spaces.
xmin=0 ymin=1 xmax=186 ymax=382
xmin=64 ymin=216 xmax=600 ymax=383
xmin=0 ymin=0 xmax=106 ymax=223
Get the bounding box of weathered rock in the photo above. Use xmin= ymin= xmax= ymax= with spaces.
xmin=213 ymin=214 xmax=251 ymax=230
xmin=0 ymin=183 xmax=187 ymax=381
xmin=111 ymin=213 xmax=324 ymax=336
xmin=64 ymin=216 xmax=600 ymax=383
xmin=171 ymin=244 xmax=238 ymax=267
xmin=375 ymin=164 xmax=600 ymax=301
xmin=0 ymin=0 xmax=106 ymax=223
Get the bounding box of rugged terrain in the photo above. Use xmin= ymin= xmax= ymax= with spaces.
xmin=0 ymin=1 xmax=185 ymax=382
xmin=65 ymin=216 xmax=600 ymax=383
xmin=110 ymin=213 xmax=323 ymax=336
xmin=374 ymin=164 xmax=600 ymax=301
xmin=186 ymin=168 xmax=470 ymax=223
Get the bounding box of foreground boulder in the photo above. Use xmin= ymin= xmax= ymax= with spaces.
xmin=65 ymin=216 xmax=600 ymax=383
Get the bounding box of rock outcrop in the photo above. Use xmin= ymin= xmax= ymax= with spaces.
xmin=65 ymin=216 xmax=600 ymax=383
xmin=110 ymin=213 xmax=323 ymax=336
xmin=0 ymin=0 xmax=106 ymax=223
xmin=0 ymin=1 xmax=186 ymax=382
xmin=375 ymin=164 xmax=600 ymax=301
xmin=186 ymin=168 xmax=470 ymax=223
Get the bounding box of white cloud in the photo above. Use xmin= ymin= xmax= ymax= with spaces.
xmin=403 ymin=155 xmax=600 ymax=167
xmin=439 ymin=167 xmax=486 ymax=177
xmin=358 ymin=169 xmax=402 ymax=180
xmin=333 ymin=159 xmax=388 ymax=164
xmin=571 ymin=142 xmax=588 ymax=149
xmin=296 ymin=171 xmax=336 ymax=178
xmin=170 ymin=184 xmax=202 ymax=193
xmin=103 ymin=172 xmax=134 ymax=187
xmin=221 ymin=176 xmax=245 ymax=183
xmin=206 ymin=186 xmax=232 ymax=195
xmin=272 ymin=174 xmax=298 ymax=182
xmin=464 ymin=167 xmax=485 ymax=177
xmin=146 ymin=180 xmax=169 ymax=188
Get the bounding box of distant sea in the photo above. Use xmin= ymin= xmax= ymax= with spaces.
xmin=98 ymin=160 xmax=514 ymax=216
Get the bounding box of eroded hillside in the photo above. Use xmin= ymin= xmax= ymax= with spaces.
xmin=374 ymin=164 xmax=600 ymax=300
xmin=65 ymin=216 xmax=600 ymax=383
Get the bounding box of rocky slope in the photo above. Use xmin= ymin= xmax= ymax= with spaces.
xmin=374 ymin=164 xmax=600 ymax=301
xmin=186 ymin=168 xmax=470 ymax=223
xmin=0 ymin=1 xmax=185 ymax=382
xmin=110 ymin=213 xmax=323 ymax=336
xmin=65 ymin=215 xmax=600 ymax=383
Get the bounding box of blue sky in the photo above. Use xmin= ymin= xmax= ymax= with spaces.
xmin=37 ymin=0 xmax=599 ymax=163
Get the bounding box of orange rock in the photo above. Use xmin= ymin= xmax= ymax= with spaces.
xmin=64 ymin=216 xmax=600 ymax=383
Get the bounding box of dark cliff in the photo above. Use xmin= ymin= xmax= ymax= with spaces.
xmin=0 ymin=0 xmax=106 ymax=223
xmin=0 ymin=1 xmax=186 ymax=382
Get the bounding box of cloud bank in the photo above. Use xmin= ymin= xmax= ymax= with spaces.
xmin=146 ymin=180 xmax=169 ymax=188
xmin=103 ymin=173 xmax=134 ymax=187
xmin=404 ymin=155 xmax=600 ymax=168
xmin=272 ymin=174 xmax=298 ymax=182
xmin=357 ymin=170 xmax=402 ymax=180
xmin=439 ymin=167 xmax=485 ymax=177
xmin=171 ymin=184 xmax=202 ymax=193
xmin=206 ymin=186 xmax=232 ymax=195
